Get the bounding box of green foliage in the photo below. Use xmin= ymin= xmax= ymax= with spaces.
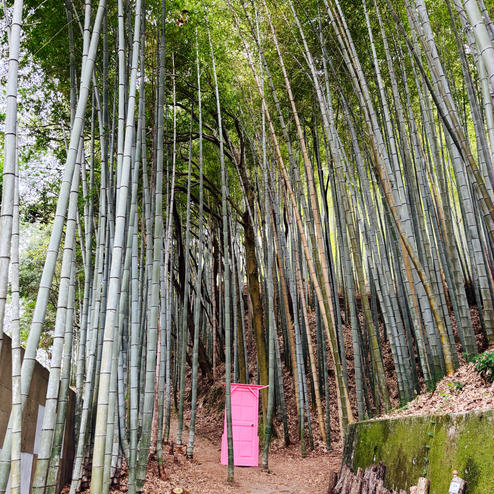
xmin=472 ymin=351 xmax=494 ymax=382
xmin=447 ymin=381 xmax=465 ymax=392
xmin=20 ymin=299 xmax=55 ymax=350
xmin=439 ymin=390 xmax=450 ymax=400
xmin=18 ymin=222 xmax=59 ymax=349
xmin=22 ymin=184 xmax=59 ymax=224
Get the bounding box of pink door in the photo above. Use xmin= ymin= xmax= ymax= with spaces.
xmin=221 ymin=384 xmax=266 ymax=467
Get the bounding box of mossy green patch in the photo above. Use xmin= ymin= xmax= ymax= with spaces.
xmin=345 ymin=410 xmax=494 ymax=494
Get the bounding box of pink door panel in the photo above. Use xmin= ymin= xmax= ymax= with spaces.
xmin=220 ymin=384 xmax=267 ymax=467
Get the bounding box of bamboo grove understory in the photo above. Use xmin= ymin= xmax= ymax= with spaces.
xmin=0 ymin=0 xmax=493 ymax=491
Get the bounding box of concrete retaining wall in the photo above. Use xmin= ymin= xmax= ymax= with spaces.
xmin=0 ymin=334 xmax=75 ymax=493
xmin=343 ymin=410 xmax=494 ymax=494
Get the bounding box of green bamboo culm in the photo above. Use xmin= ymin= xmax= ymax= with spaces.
xmin=187 ymin=28 xmax=205 ymax=460
xmin=207 ymin=9 xmax=234 ymax=482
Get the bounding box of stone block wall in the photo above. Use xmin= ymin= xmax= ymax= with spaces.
xmin=343 ymin=410 xmax=494 ymax=494
xmin=0 ymin=334 xmax=75 ymax=493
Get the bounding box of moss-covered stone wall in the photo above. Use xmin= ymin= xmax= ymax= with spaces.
xmin=343 ymin=410 xmax=494 ymax=494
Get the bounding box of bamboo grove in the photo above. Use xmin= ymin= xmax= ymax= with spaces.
xmin=0 ymin=0 xmax=493 ymax=491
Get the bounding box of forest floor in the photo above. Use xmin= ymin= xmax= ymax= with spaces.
xmin=80 ymin=305 xmax=493 ymax=494
xmin=112 ymin=416 xmax=341 ymax=494
xmin=119 ymin=353 xmax=493 ymax=494
xmin=107 ymin=353 xmax=493 ymax=494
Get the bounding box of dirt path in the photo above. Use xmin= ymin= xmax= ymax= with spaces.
xmin=139 ymin=423 xmax=341 ymax=494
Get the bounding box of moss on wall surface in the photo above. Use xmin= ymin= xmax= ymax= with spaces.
xmin=344 ymin=410 xmax=494 ymax=494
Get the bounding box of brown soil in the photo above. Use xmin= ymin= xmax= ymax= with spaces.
xmin=112 ymin=417 xmax=341 ymax=494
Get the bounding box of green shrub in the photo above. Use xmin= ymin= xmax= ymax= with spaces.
xmin=472 ymin=351 xmax=494 ymax=382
